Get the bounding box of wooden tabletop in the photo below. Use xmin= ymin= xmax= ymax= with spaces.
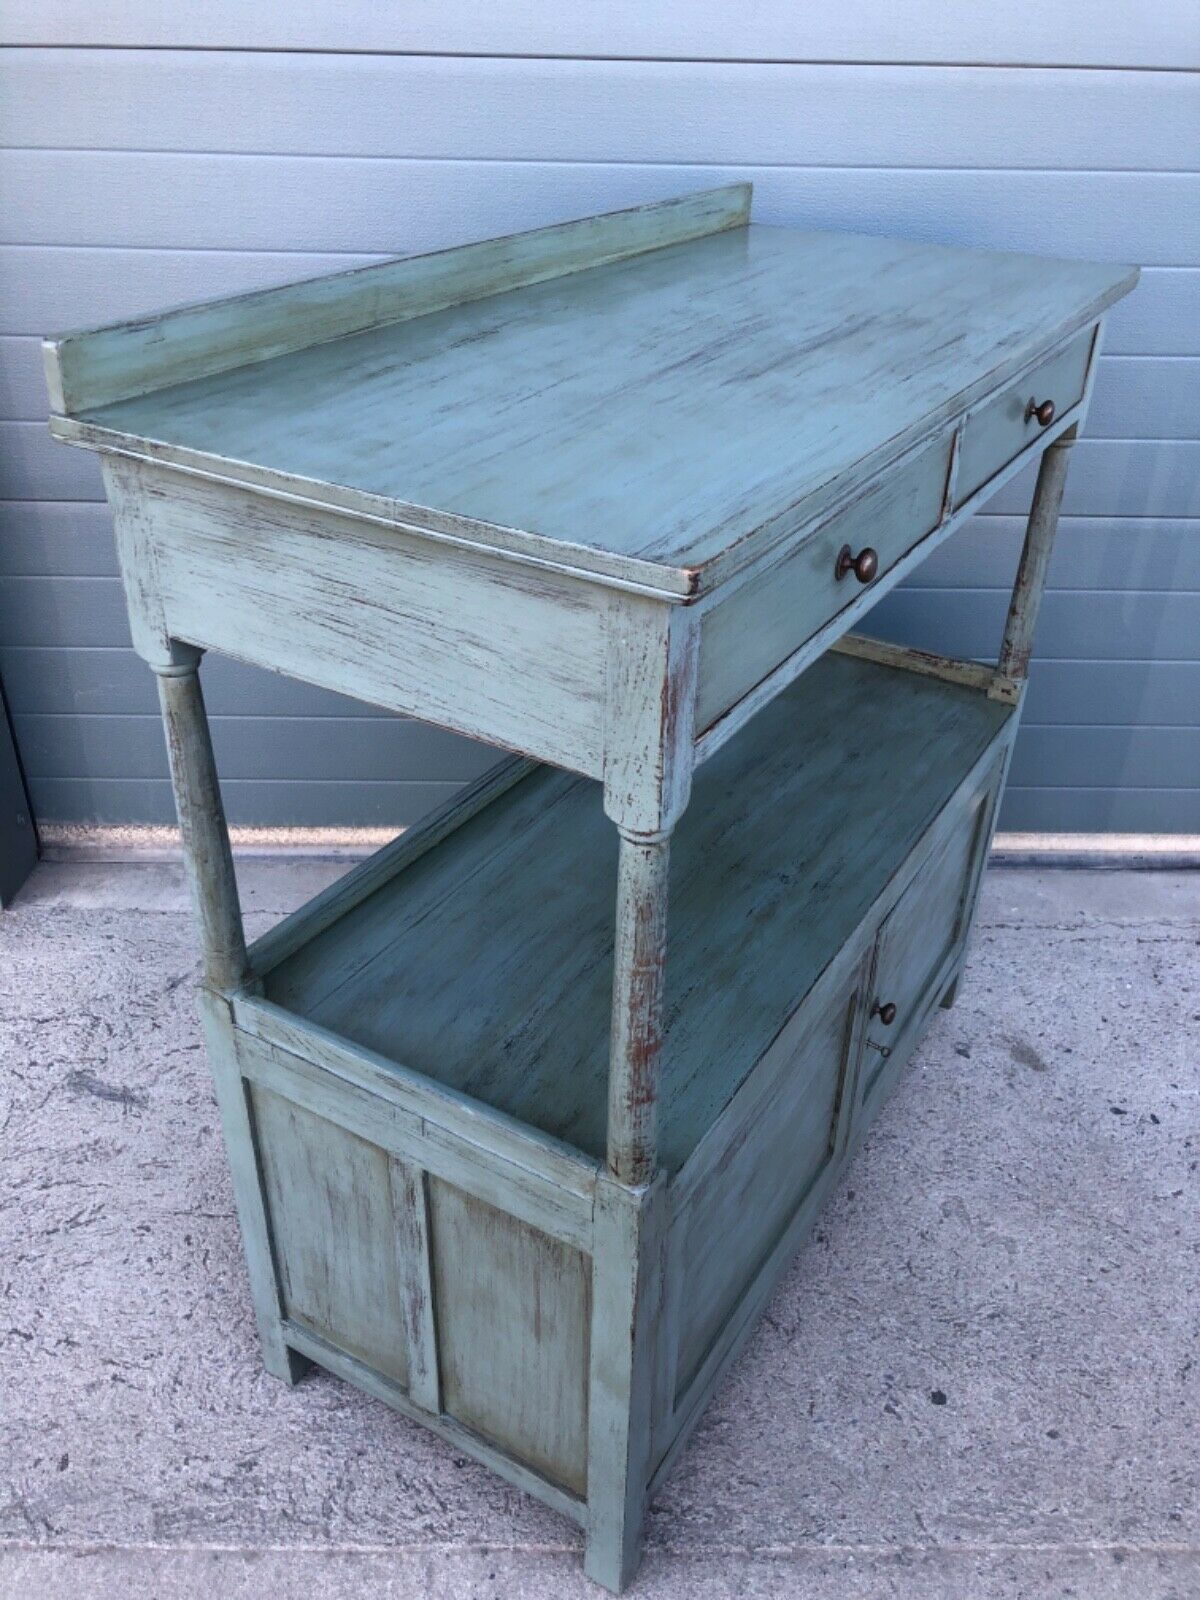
xmin=55 ymin=195 xmax=1135 ymax=597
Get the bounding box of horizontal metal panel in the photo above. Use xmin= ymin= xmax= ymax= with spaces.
xmin=0 ymin=501 xmax=117 ymax=575
xmin=24 ymin=775 xmax=463 ymax=826
xmin=983 ymin=442 xmax=1200 ymax=519
xmin=999 ymin=786 xmax=1200 ymax=831
xmin=1104 ymin=270 xmax=1200 ymax=356
xmin=910 ymin=517 xmax=1200 ymax=591
xmin=0 ymin=575 xmax=131 ymax=645
xmin=0 ymin=646 xmax=394 ymax=718
xmin=1022 ymin=661 xmax=1200 ymax=728
xmin=4 ymin=157 xmax=1191 ymax=263
xmin=6 ymin=54 xmax=1196 ymax=170
xmin=1 ymin=423 xmax=103 ymax=501
xmin=1085 ymin=359 xmax=1200 ymax=440
xmin=870 ymin=587 xmax=1200 ymax=662
xmin=4 ymin=2 xmax=1193 ymax=67
xmin=0 ymin=338 xmax=48 ymax=418
xmin=13 ymin=712 xmax=494 ymax=782
xmin=1009 ymin=726 xmax=1200 ymax=789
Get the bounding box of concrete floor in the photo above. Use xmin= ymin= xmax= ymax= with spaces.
xmin=1 ymin=862 xmax=1196 ymax=1600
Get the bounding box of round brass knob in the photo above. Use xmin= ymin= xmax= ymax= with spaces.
xmin=1025 ymin=397 xmax=1056 ymax=428
xmin=872 ymin=1000 xmax=897 ymax=1026
xmin=835 ymin=543 xmax=879 ymax=584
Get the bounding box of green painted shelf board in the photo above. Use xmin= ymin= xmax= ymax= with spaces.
xmin=78 ymin=224 xmax=1133 ymax=591
xmin=264 ymin=649 xmax=1013 ymax=1173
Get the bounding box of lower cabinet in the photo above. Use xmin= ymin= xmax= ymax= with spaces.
xmin=225 ymin=703 xmax=1010 ymax=1555
xmin=658 ymin=749 xmax=1004 ymax=1458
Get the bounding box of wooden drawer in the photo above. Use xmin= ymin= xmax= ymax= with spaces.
xmin=858 ymin=757 xmax=1003 ymax=1112
xmin=954 ymin=326 xmax=1095 ymax=505
xmin=696 ymin=433 xmax=953 ymax=730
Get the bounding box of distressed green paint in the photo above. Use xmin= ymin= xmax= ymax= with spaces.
xmin=48 ymin=190 xmax=1134 ymax=599
xmin=44 ymin=186 xmax=1137 ymax=1592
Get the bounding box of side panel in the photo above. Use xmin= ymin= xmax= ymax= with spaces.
xmin=429 ymin=1178 xmax=592 ymax=1496
xmin=104 ymin=455 xmax=608 ymax=774
xmin=238 ymin=1035 xmax=596 ymax=1499
xmin=252 ymin=1085 xmax=409 ymax=1384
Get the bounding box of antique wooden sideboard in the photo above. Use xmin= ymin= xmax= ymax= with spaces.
xmin=45 ymin=186 xmax=1136 ymax=1590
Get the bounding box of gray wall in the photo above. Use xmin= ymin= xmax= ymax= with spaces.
xmin=2 ymin=8 xmax=1197 ymax=832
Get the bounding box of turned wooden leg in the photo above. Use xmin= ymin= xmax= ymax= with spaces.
xmin=605 ymin=828 xmax=671 ymax=1187
xmin=998 ymin=426 xmax=1075 ymax=683
xmin=154 ymin=646 xmax=309 ymax=1385
xmin=154 ymin=647 xmax=246 ymax=992
xmin=584 ymin=826 xmax=673 ymax=1591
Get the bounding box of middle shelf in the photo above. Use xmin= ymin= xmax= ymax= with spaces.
xmin=257 ymin=646 xmax=1014 ymax=1174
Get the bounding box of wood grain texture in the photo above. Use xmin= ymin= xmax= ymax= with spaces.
xmin=231 ymin=1014 xmax=599 ymax=1251
xmin=252 ymin=1084 xmax=409 ymax=1385
xmin=998 ymin=432 xmax=1077 ymax=680
xmin=696 ymin=434 xmax=951 ymax=727
xmin=104 ymin=457 xmax=610 ymax=772
xmin=53 ymin=222 xmax=1134 ymax=596
xmin=858 ymin=770 xmax=998 ymax=1107
xmin=246 ymin=754 xmax=535 ymax=978
xmin=605 ymin=833 xmax=672 ymax=1184
xmin=602 ymin=600 xmax=697 ymax=833
xmin=672 ymin=959 xmax=862 ymax=1394
xmin=956 ymin=330 xmax=1092 ymax=504
xmin=154 ymin=655 xmax=246 ymax=991
xmin=9 ymin=338 xmax=1199 ymax=436
xmin=429 ymin=1178 xmax=592 ymax=1495
xmin=388 ymin=1158 xmax=440 ymax=1414
xmin=653 ymin=741 xmax=1008 ymax=1494
xmin=584 ymin=1175 xmax=665 ymax=1591
xmin=6 ymin=251 xmax=1190 ymax=357
xmin=10 ymin=634 xmax=1199 ymax=726
xmin=262 ymin=653 xmax=1014 ymax=1174
xmin=42 ymin=185 xmax=749 ymax=413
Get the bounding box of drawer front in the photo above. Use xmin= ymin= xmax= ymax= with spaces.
xmin=955 ymin=327 xmax=1095 ymax=506
xmin=858 ymin=757 xmax=1003 ymax=1112
xmin=696 ymin=433 xmax=953 ymax=731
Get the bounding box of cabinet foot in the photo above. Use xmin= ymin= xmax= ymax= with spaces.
xmin=940 ymin=974 xmax=960 ymax=1010
xmin=583 ymin=1522 xmax=643 ymax=1595
xmin=262 ymin=1342 xmax=313 ymax=1386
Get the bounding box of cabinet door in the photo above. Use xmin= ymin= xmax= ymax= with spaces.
xmin=857 ymin=758 xmax=1002 ymax=1115
xmin=672 ymin=948 xmax=869 ymax=1400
